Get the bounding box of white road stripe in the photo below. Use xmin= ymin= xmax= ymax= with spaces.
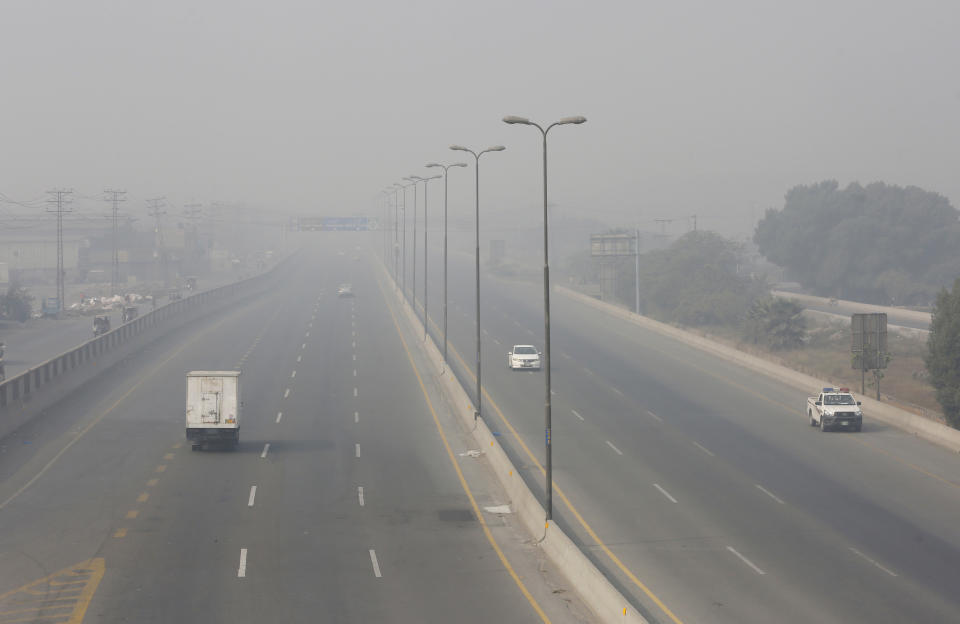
xmin=693 ymin=441 xmax=714 ymax=456
xmin=849 ymin=547 xmax=898 ymax=577
xmin=482 ymin=329 xmax=489 ymax=335
xmin=291 ymin=370 xmax=296 ymax=378
xmin=306 ymin=331 xmax=310 ymax=337
xmin=493 ymin=338 xmax=501 ymax=345
xmin=352 ymin=341 xmax=356 ymax=348
xmin=354 ymin=411 xmax=359 ymax=423
xmin=355 ymin=443 xmax=361 ymax=458
xmin=284 ymin=388 xmax=290 ymax=398
xmin=353 ymin=369 xmax=357 ymax=377
xmin=605 ymin=440 xmax=624 ymax=455
xmin=260 ymin=443 xmax=270 ymax=459
xmin=353 ymin=354 xmax=356 ymax=361
xmin=369 ymin=549 xmax=382 ymax=578
xmin=358 ymin=486 xmax=365 ymax=506
xmin=238 ymin=548 xmax=248 ymax=578
xmin=756 ymin=484 xmax=785 ymax=505
xmin=646 ymin=410 xmax=663 ymax=422
xmin=612 ymin=387 xmax=625 ymax=397
xmin=248 ymin=486 xmax=257 ymax=507
xmin=276 ymin=411 xmax=283 ymax=423
xmin=301 ymin=343 xmax=306 ymax=349
xmin=727 ymin=546 xmax=766 ymax=575
xmin=526 ymin=328 xmax=534 ymax=336
xmin=571 ymin=409 xmax=585 ymax=421
xmin=353 ymin=387 xmax=358 ymax=397
xmin=653 ymin=483 xmax=678 ymax=503
xmin=297 ymin=355 xmax=302 ymax=363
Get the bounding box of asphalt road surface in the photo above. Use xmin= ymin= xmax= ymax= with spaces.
xmin=0 ymin=236 xmax=589 ymax=624
xmin=402 ymin=233 xmax=960 ymax=624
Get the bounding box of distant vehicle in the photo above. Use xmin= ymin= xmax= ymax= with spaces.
xmin=337 ymin=283 xmax=354 ymax=298
xmin=121 ymin=306 xmax=138 ymax=323
xmin=93 ymin=315 xmax=111 ymax=336
xmin=185 ymin=371 xmax=241 ymax=450
xmin=807 ymin=387 xmax=863 ymax=432
xmin=41 ymin=297 xmax=59 ymax=318
xmin=507 ymin=345 xmax=542 ymax=370
xmin=185 ymin=276 xmax=198 ymax=291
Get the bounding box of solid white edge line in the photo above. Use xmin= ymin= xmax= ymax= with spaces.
xmin=369 ymin=549 xmax=382 ymax=578
xmin=653 ymin=483 xmax=678 ymax=503
xmin=727 ymin=546 xmax=766 ymax=575
xmin=358 ymin=486 xmax=365 ymax=506
xmin=605 ymin=440 xmax=624 ymax=455
xmin=646 ymin=410 xmax=663 ymax=422
xmin=355 ymin=443 xmax=361 ymax=458
xmin=693 ymin=441 xmax=715 ymax=456
xmin=571 ymin=409 xmax=585 ymax=421
xmin=260 ymin=443 xmax=270 ymax=459
xmin=248 ymin=486 xmax=257 ymax=507
xmin=755 ymin=484 xmax=786 ymax=505
xmin=849 ymin=547 xmax=898 ymax=577
xmin=276 ymin=411 xmax=283 ymax=423
xmin=238 ymin=548 xmax=248 ymax=577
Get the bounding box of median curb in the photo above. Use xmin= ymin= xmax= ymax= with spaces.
xmin=556 ymin=286 xmax=960 ymax=454
xmin=379 ymin=270 xmax=647 ymax=624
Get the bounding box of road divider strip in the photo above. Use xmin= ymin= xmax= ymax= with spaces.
xmin=377 ymin=264 xmax=649 ymax=624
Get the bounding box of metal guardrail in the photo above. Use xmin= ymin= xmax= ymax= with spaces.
xmin=0 ymin=253 xmax=296 ymax=411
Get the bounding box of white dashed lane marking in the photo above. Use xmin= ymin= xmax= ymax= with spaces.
xmin=369 ymin=549 xmax=382 ymax=578
xmin=756 ymin=484 xmax=785 ymax=505
xmin=355 ymin=443 xmax=361 ymax=458
xmin=693 ymin=441 xmax=714 ymax=456
xmin=276 ymin=412 xmax=283 ymax=423
xmin=653 ymin=483 xmax=678 ymax=503
xmin=605 ymin=440 xmax=623 ymax=456
xmin=849 ymin=547 xmax=897 ymax=577
xmin=727 ymin=546 xmax=765 ymax=575
xmin=260 ymin=443 xmax=270 ymax=459
xmin=238 ymin=549 xmax=248 ymax=578
xmin=248 ymin=486 xmax=257 ymax=507
xmin=571 ymin=409 xmax=584 ymax=421
xmin=358 ymin=487 xmax=365 ymax=506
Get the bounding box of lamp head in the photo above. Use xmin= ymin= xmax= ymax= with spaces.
xmin=559 ymin=116 xmax=587 ymax=125
xmin=450 ymin=145 xmax=468 ymax=152
xmin=502 ymin=115 xmax=530 ymax=125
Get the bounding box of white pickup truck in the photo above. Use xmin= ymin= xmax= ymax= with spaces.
xmin=186 ymin=371 xmax=241 ymax=450
xmin=807 ymin=387 xmax=862 ymax=432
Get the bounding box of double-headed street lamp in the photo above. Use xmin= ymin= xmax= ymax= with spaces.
xmin=392 ymin=183 xmax=404 ymax=285
xmin=426 ymin=161 xmax=467 ymax=361
xmin=449 ymin=144 xmax=505 ymax=421
xmin=403 ymin=176 xmax=422 ymax=306
xmin=503 ymin=114 xmax=586 ymax=522
xmin=409 ymin=174 xmax=442 ymax=338
xmin=398 ymin=179 xmax=416 ymax=297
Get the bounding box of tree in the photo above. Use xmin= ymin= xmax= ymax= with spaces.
xmin=744 ymin=296 xmax=807 ymax=349
xmin=754 ymin=181 xmax=960 ymax=304
xmin=0 ymin=280 xmax=33 ymax=322
xmin=926 ymin=278 xmax=960 ymax=428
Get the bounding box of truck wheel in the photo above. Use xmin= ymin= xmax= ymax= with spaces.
xmin=820 ymin=418 xmax=829 ymax=432
xmin=809 ymin=411 xmax=816 ymax=427
xmin=854 ymin=423 xmax=862 ymax=433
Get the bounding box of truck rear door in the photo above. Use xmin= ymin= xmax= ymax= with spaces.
xmin=200 ymin=377 xmax=223 ymax=424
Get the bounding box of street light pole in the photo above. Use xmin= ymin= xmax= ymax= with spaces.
xmin=398 ymin=180 xmax=415 ymax=296
xmin=449 ymin=144 xmax=506 ymax=421
xmin=410 ymin=174 xmax=442 ymax=338
xmin=403 ymin=177 xmax=420 ymax=307
xmin=426 ymin=161 xmax=468 ymax=360
xmin=503 ymin=114 xmax=586 ymax=522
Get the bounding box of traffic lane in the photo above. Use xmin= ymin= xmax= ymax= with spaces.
xmin=85 ymin=256 xmax=329 ymax=622
xmin=348 ymin=244 xmax=569 ymax=622
xmin=430 ymin=261 xmax=960 ymax=622
xmin=0 ymin=266 xmax=306 ymax=602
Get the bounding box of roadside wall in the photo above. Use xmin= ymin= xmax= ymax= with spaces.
xmin=556 ymin=286 xmax=960 ymax=454
xmin=0 ymin=253 xmax=297 ymax=441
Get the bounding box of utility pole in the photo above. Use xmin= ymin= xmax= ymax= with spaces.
xmin=46 ymin=188 xmax=73 ymax=314
xmin=691 ymin=214 xmax=697 ymax=232
xmin=183 ymin=202 xmax=202 ymax=273
xmin=104 ymin=189 xmax=126 ymax=295
xmin=146 ymin=197 xmax=168 ymax=287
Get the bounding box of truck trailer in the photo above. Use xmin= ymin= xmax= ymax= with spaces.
xmin=185 ymin=371 xmax=241 ymax=450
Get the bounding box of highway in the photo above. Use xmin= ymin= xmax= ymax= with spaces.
xmin=0 ymin=236 xmax=588 ymax=624
xmin=405 ymin=233 xmax=960 ymax=624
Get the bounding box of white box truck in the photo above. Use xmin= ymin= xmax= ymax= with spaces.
xmin=186 ymin=371 xmax=241 ymax=450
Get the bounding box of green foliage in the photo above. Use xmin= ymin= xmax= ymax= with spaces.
xmin=744 ymin=296 xmax=807 ymax=350
xmin=754 ymin=180 xmax=960 ymax=304
xmin=926 ymin=278 xmax=960 ymax=428
xmin=0 ymin=281 xmax=34 ymax=322
xmin=631 ymin=231 xmax=766 ymax=326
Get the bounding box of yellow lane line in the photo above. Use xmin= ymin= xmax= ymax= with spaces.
xmin=378 ymin=279 xmax=552 ymax=624
xmin=0 ymin=558 xmax=105 ymax=624
xmin=154 ymin=465 xmax=166 ymax=473
xmin=125 ymin=510 xmax=139 ymax=520
xmin=113 ymin=528 xmax=127 ymax=538
xmin=146 ymin=479 xmax=159 ymax=487
xmin=136 ymin=492 xmax=149 ymax=503
xmin=163 ymin=453 xmax=174 ymax=460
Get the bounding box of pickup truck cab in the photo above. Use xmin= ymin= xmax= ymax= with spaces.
xmin=807 ymin=387 xmax=862 ymax=432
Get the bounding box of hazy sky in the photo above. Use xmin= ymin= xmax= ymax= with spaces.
xmin=3 ymin=0 xmax=959 ymax=237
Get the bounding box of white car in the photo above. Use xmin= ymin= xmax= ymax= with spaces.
xmin=507 ymin=345 xmax=542 ymax=370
